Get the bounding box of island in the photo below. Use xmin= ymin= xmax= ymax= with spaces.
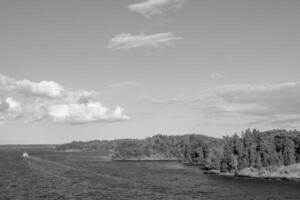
xmin=56 ymin=129 xmax=300 ymax=181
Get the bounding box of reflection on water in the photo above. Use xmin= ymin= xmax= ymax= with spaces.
xmin=1 ymin=150 xmax=300 ymax=200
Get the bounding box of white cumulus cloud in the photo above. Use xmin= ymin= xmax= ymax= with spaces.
xmin=15 ymin=80 xmax=65 ymax=98
xmin=47 ymin=102 xmax=129 ymax=124
xmin=0 ymin=73 xmax=130 ymax=124
xmin=0 ymin=97 xmax=22 ymax=121
xmin=0 ymin=73 xmax=98 ymax=103
xmin=108 ymin=32 xmax=182 ymax=50
xmin=128 ymin=0 xmax=186 ymax=18
xmin=0 ymin=74 xmax=65 ymax=99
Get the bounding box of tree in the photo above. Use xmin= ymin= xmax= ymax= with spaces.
xmin=206 ymin=148 xmax=222 ymax=170
xmin=282 ymin=136 xmax=296 ymax=165
xmin=255 ymin=153 xmax=262 ymax=169
xmin=230 ymin=154 xmax=238 ymax=171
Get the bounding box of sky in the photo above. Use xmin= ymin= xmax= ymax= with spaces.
xmin=1 ymin=0 xmax=300 ymax=144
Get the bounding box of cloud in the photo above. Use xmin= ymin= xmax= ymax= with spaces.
xmin=0 ymin=74 xmax=99 ymax=102
xmin=47 ymin=103 xmax=129 ymax=124
xmin=0 ymin=99 xmax=10 ymax=112
xmin=108 ymin=81 xmax=142 ymax=89
xmin=128 ymin=0 xmax=186 ymax=18
xmin=212 ymin=82 xmax=300 ymax=116
xmin=249 ymin=116 xmax=300 ymax=129
xmin=15 ymin=80 xmax=65 ymax=99
xmin=209 ymin=73 xmax=224 ymax=79
xmin=0 ymin=97 xmax=22 ymax=121
xmin=66 ymin=90 xmax=98 ymax=104
xmin=108 ymin=32 xmax=182 ymax=50
xmin=0 ymin=73 xmax=98 ymax=103
xmin=139 ymin=95 xmax=188 ymax=105
xmin=0 ymin=74 xmax=65 ymax=99
xmin=0 ymin=73 xmax=130 ymax=124
xmin=141 ymin=81 xmax=300 ymax=127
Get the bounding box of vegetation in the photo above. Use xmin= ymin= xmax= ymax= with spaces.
xmin=56 ymin=129 xmax=300 ymax=173
xmin=218 ymin=129 xmax=300 ymax=173
xmin=56 ymin=134 xmax=221 ymax=163
xmin=236 ymin=163 xmax=300 ymax=180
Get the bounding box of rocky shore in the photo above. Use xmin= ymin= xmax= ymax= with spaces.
xmin=204 ymin=163 xmax=300 ymax=181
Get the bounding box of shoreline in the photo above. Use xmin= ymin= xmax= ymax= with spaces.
xmin=203 ymin=166 xmax=300 ymax=182
xmin=52 ymin=150 xmax=300 ymax=182
xmin=112 ymin=157 xmax=180 ymax=161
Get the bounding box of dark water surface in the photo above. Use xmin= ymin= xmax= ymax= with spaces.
xmin=1 ymin=148 xmax=300 ymax=200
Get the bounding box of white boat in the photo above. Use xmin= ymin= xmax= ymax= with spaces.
xmin=22 ymin=152 xmax=29 ymax=158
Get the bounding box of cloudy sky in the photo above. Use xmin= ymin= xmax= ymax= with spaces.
xmin=1 ymin=0 xmax=300 ymax=144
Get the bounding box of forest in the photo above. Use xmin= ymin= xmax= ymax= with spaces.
xmin=56 ymin=129 xmax=300 ymax=172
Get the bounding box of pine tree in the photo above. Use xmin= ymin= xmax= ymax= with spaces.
xmin=282 ymin=137 xmax=296 ymax=165
xmin=255 ymin=153 xmax=262 ymax=169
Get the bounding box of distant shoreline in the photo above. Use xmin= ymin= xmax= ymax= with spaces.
xmin=112 ymin=156 xmax=179 ymax=161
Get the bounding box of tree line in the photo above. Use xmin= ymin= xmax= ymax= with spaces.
xmin=56 ymin=129 xmax=300 ymax=172
xmin=219 ymin=129 xmax=300 ymax=172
